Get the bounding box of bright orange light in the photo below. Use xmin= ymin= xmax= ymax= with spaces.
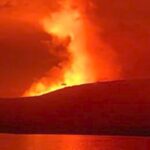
xmin=24 ymin=1 xmax=96 ymax=96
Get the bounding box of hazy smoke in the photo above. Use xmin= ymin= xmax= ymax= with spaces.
xmin=0 ymin=20 xmax=70 ymax=97
xmin=81 ymin=0 xmax=150 ymax=80
xmin=0 ymin=0 xmax=61 ymax=22
xmin=0 ymin=0 xmax=150 ymax=97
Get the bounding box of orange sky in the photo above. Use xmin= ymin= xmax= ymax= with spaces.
xmin=0 ymin=0 xmax=149 ymax=97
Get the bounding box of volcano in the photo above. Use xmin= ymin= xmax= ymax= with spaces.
xmin=0 ymin=79 xmax=150 ymax=136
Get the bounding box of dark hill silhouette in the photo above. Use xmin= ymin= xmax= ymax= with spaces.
xmin=0 ymin=79 xmax=150 ymax=136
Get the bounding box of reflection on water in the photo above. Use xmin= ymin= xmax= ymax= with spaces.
xmin=0 ymin=134 xmax=150 ymax=150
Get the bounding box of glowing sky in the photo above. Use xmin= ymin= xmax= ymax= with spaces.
xmin=0 ymin=0 xmax=149 ymax=97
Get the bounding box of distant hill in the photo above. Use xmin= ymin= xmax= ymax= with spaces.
xmin=0 ymin=79 xmax=150 ymax=136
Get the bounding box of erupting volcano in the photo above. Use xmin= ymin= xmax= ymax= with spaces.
xmin=0 ymin=0 xmax=150 ymax=149
xmin=24 ymin=0 xmax=121 ymax=97
xmin=24 ymin=0 xmax=96 ymax=96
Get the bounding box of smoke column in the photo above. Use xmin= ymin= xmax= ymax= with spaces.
xmin=24 ymin=0 xmax=121 ymax=96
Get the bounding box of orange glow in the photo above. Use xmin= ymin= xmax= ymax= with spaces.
xmin=24 ymin=1 xmax=96 ymax=96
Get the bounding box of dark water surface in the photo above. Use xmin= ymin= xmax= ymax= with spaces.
xmin=0 ymin=134 xmax=150 ymax=150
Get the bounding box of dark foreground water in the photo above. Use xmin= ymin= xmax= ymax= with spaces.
xmin=0 ymin=134 xmax=150 ymax=150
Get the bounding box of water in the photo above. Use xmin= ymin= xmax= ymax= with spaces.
xmin=0 ymin=134 xmax=150 ymax=150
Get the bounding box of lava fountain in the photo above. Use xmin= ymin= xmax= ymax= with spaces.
xmin=24 ymin=1 xmax=96 ymax=96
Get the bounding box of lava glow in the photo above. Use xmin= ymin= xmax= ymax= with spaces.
xmin=24 ymin=1 xmax=96 ymax=96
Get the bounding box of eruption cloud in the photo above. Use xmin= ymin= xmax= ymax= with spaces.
xmin=24 ymin=0 xmax=121 ymax=97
